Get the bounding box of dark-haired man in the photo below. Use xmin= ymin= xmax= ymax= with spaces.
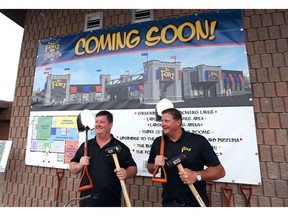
xmin=147 ymin=108 xmax=225 ymax=207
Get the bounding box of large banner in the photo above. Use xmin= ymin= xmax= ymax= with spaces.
xmin=26 ymin=9 xmax=261 ymax=185
xmin=0 ymin=140 xmax=12 ymax=172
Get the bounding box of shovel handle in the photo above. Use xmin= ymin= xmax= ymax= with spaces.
xmin=55 ymin=169 xmax=64 ymax=207
xmin=112 ymin=153 xmax=132 ymax=207
xmin=78 ymin=164 xmax=93 ymax=191
xmin=78 ymin=129 xmax=93 ymax=191
xmin=221 ymin=186 xmax=233 ymax=207
xmin=177 ymin=164 xmax=206 ymax=207
xmin=240 ymin=185 xmax=252 ymax=207
xmin=152 ymin=165 xmax=167 ymax=183
xmin=152 ymin=136 xmax=167 ymax=183
xmin=56 ymin=169 xmax=64 ymax=201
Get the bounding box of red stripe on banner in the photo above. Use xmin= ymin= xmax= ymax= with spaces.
xmin=228 ymin=74 xmax=235 ymax=85
xmin=238 ymin=74 xmax=245 ymax=85
xmin=170 ymin=56 xmax=176 ymax=59
xmin=45 ymin=68 xmax=52 ymax=70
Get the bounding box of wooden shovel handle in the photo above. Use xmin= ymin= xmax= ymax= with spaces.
xmin=177 ymin=164 xmax=206 ymax=207
xmin=240 ymin=185 xmax=252 ymax=207
xmin=56 ymin=169 xmax=64 ymax=201
xmin=112 ymin=153 xmax=132 ymax=207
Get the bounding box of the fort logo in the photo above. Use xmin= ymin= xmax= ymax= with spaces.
xmin=44 ymin=42 xmax=62 ymax=61
xmin=160 ymin=68 xmax=175 ymax=81
xmin=51 ymin=79 xmax=67 ymax=89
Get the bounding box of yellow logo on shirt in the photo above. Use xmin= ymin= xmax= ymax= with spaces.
xmin=181 ymin=146 xmax=191 ymax=152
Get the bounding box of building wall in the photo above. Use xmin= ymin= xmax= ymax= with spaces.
xmin=0 ymin=9 xmax=287 ymax=207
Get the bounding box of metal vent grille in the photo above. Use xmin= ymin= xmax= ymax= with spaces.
xmin=132 ymin=9 xmax=153 ymax=23
xmin=84 ymin=12 xmax=103 ymax=31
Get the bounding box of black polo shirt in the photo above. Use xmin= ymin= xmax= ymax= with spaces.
xmin=71 ymin=135 xmax=136 ymax=207
xmin=148 ymin=129 xmax=221 ymax=207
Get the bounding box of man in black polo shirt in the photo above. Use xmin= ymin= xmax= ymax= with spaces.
xmin=70 ymin=110 xmax=137 ymax=207
xmin=147 ymin=108 xmax=225 ymax=207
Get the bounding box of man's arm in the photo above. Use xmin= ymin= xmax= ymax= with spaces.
xmin=147 ymin=163 xmax=156 ymax=174
xmin=180 ymin=164 xmax=226 ymax=185
xmin=146 ymin=155 xmax=167 ymax=174
xmin=69 ymin=155 xmax=90 ymax=174
xmin=69 ymin=161 xmax=82 ymax=174
xmin=199 ymin=164 xmax=225 ymax=181
xmin=115 ymin=165 xmax=137 ymax=180
xmin=125 ymin=166 xmax=137 ymax=178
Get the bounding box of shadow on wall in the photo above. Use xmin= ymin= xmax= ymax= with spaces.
xmin=0 ymin=100 xmax=12 ymax=140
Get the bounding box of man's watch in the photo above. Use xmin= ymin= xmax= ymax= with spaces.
xmin=196 ymin=172 xmax=202 ymax=182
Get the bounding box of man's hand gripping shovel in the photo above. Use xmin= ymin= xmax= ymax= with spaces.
xmin=77 ymin=109 xmax=95 ymax=191
xmin=152 ymin=98 xmax=174 ymax=183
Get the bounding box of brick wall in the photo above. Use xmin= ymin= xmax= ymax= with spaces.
xmin=0 ymin=9 xmax=287 ymax=207
xmin=242 ymin=9 xmax=288 ymax=207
